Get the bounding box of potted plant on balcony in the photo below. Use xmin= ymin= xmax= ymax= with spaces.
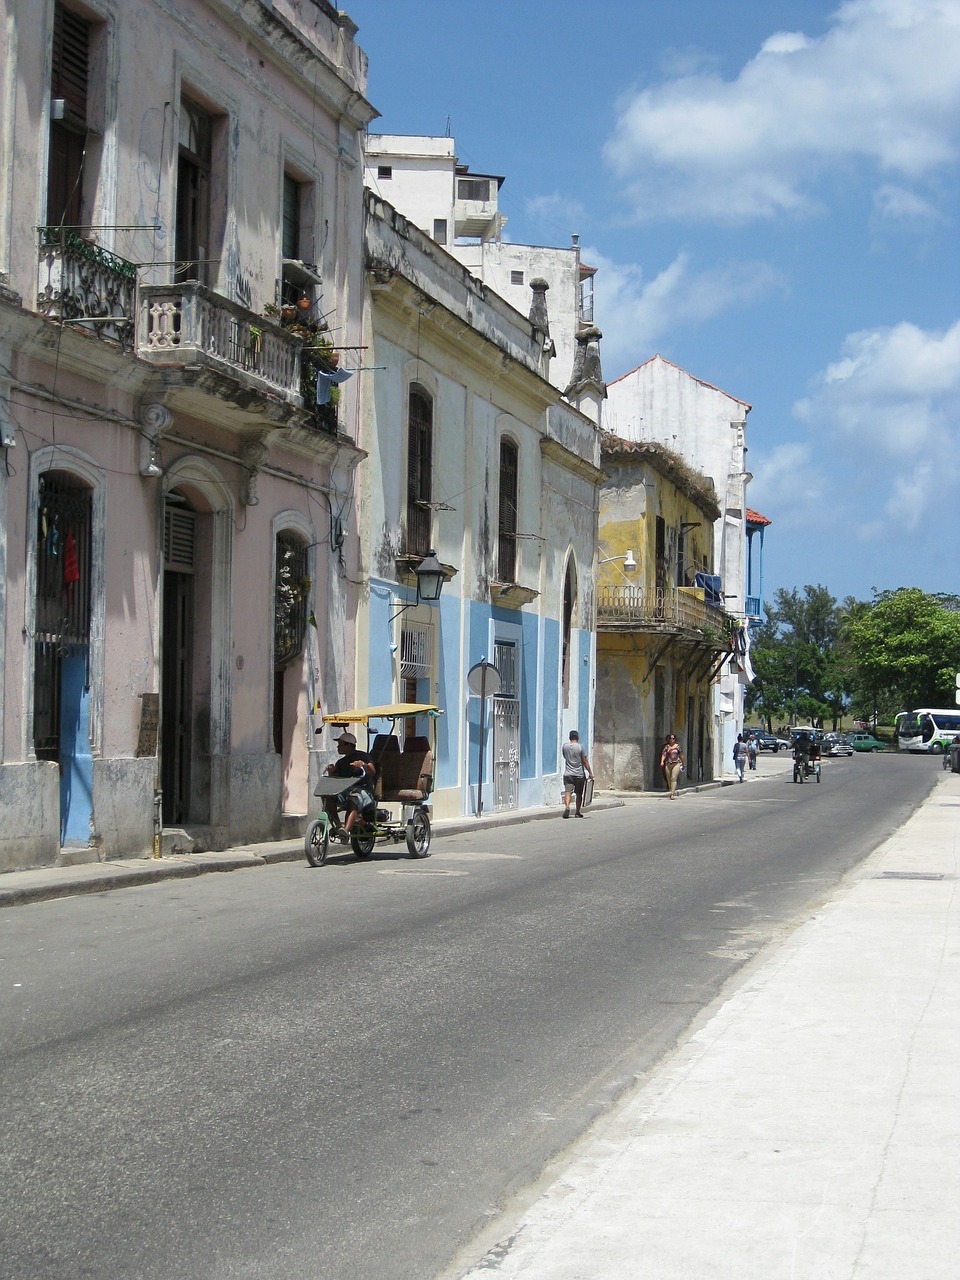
xmin=263 ymin=301 xmax=341 ymax=431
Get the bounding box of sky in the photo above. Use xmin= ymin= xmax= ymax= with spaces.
xmin=344 ymin=0 xmax=960 ymax=606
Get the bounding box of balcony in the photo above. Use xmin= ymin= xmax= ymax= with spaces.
xmin=138 ymin=282 xmax=302 ymax=404
xmin=745 ymin=594 xmax=762 ymax=620
xmin=37 ymin=228 xmax=137 ymax=348
xmin=597 ymin=584 xmax=730 ymax=637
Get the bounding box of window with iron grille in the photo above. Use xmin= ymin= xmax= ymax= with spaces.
xmin=493 ymin=640 xmax=518 ymax=698
xmin=400 ymin=623 xmax=432 ymax=681
xmin=33 ymin=472 xmax=92 ymax=759
xmin=498 ymin=438 xmax=518 ymax=583
xmin=406 ymin=385 xmax=433 ymax=556
xmin=274 ymin=532 xmax=309 ymax=667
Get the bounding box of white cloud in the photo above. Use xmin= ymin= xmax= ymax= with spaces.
xmin=795 ymin=318 xmax=960 ymax=457
xmin=748 ymin=442 xmax=827 ymax=531
xmin=588 ymin=247 xmax=786 ymax=371
xmin=603 ymin=0 xmax=960 ymax=222
xmin=873 ymin=182 xmax=944 ymax=223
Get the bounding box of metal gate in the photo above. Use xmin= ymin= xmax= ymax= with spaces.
xmin=33 ymin=473 xmax=93 ymax=845
xmin=492 ymin=640 xmax=520 ymax=811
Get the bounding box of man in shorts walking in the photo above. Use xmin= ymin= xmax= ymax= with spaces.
xmin=561 ymin=730 xmax=594 ymax=819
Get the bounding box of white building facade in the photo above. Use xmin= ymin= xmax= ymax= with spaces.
xmin=605 ymin=355 xmax=754 ymax=772
xmin=355 ymin=191 xmax=604 ymax=818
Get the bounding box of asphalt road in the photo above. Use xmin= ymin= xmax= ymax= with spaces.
xmin=0 ymin=754 xmax=937 ymax=1280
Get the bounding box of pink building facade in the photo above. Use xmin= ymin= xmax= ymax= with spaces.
xmin=0 ymin=0 xmax=375 ymax=869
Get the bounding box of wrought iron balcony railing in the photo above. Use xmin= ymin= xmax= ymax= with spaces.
xmin=597 ymin=584 xmax=729 ymax=636
xmin=37 ymin=228 xmax=137 ymax=348
xmin=138 ymin=282 xmax=302 ymax=400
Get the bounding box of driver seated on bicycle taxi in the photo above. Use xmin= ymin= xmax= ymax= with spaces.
xmin=794 ymin=730 xmax=819 ymax=766
xmin=325 ymin=731 xmax=376 ymax=836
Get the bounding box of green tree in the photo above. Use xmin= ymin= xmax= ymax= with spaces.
xmin=846 ymin=589 xmax=960 ymax=713
xmin=745 ymin=585 xmax=851 ymax=729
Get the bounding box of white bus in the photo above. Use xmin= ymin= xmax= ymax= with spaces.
xmin=894 ymin=707 xmax=960 ymax=753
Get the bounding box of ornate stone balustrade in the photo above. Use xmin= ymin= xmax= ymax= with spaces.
xmin=37 ymin=229 xmax=137 ymax=348
xmin=138 ymin=282 xmax=302 ymax=400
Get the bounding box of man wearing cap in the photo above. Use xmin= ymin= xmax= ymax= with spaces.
xmin=325 ymin=731 xmax=375 ymax=834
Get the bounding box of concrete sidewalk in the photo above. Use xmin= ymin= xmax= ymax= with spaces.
xmin=452 ymin=770 xmax=960 ymax=1280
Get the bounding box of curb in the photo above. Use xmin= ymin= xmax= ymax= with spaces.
xmin=0 ymin=798 xmax=627 ymax=909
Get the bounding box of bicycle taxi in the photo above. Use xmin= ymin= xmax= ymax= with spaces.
xmin=788 ymin=726 xmax=822 ymax=784
xmin=305 ymin=702 xmax=442 ymax=867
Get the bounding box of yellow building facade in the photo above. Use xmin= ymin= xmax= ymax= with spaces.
xmin=594 ymin=437 xmax=738 ymax=791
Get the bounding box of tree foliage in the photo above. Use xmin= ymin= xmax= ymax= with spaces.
xmin=845 ymin=589 xmax=960 ymax=712
xmin=746 ymin=586 xmax=960 ymax=730
xmin=745 ymin=585 xmax=849 ymax=729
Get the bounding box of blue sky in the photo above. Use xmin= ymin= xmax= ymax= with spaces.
xmin=346 ymin=0 xmax=960 ymax=605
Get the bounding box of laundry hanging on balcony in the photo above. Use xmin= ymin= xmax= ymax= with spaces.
xmin=694 ymin=571 xmax=722 ymax=603
xmin=313 ymin=365 xmax=352 ymax=405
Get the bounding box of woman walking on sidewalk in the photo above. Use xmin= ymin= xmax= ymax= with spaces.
xmin=733 ymin=733 xmax=748 ymax=782
xmin=660 ymin=733 xmax=685 ymax=799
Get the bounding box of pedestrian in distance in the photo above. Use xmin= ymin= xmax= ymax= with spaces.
xmin=660 ymin=733 xmax=685 ymax=799
xmin=747 ymin=733 xmax=758 ymax=770
xmin=561 ymin=730 xmax=594 ymax=818
xmin=733 ymin=733 xmax=748 ymax=782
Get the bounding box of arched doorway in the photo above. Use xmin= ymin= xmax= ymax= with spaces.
xmin=160 ymin=464 xmax=232 ymax=830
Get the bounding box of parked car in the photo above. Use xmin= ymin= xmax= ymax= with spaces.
xmin=848 ymin=732 xmax=887 ymax=753
xmin=749 ymin=730 xmax=791 ymax=753
xmin=823 ymin=734 xmax=854 ymax=757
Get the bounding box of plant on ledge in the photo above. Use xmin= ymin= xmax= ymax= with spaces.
xmin=264 ymin=300 xmax=340 ymax=431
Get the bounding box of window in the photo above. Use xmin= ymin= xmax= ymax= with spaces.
xmin=562 ymin=562 xmax=576 ymax=708
xmin=406 ymin=385 xmax=433 ymax=557
xmin=175 ymin=98 xmax=212 ymax=284
xmin=498 ymin=438 xmax=518 ymax=583
xmin=457 ymin=177 xmax=490 ymax=201
xmin=579 ymin=273 xmax=595 ymax=324
xmin=34 ymin=472 xmax=93 ymax=759
xmin=47 ymin=3 xmax=90 ymax=227
xmin=510 ymin=270 xmax=524 ymax=286
xmin=377 ymin=165 xmax=392 ymax=180
xmin=433 ymin=219 xmax=447 ymax=245
xmin=274 ymin=532 xmax=308 ymax=668
xmin=282 ymin=173 xmax=299 ymax=263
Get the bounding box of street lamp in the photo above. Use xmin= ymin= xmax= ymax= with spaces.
xmin=598 ymin=550 xmax=637 ymax=573
xmin=412 ymin=548 xmax=444 ymax=602
xmin=389 ymin=548 xmax=446 ymax=621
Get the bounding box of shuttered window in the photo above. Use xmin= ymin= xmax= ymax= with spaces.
xmin=51 ymin=3 xmax=89 ymax=118
xmin=47 ymin=3 xmax=90 ymax=226
xmin=164 ymin=506 xmax=196 ymax=572
xmin=498 ymin=438 xmax=518 ymax=583
xmin=406 ymin=385 xmax=433 ymax=557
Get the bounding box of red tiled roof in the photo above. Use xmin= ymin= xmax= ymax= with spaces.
xmin=746 ymin=507 xmax=771 ymax=526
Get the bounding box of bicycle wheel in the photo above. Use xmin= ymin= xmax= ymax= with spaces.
xmin=304 ymin=817 xmax=329 ymax=867
xmin=405 ymin=810 xmax=431 ymax=858
xmin=351 ymin=831 xmax=376 ymax=859
xmin=793 ymin=761 xmax=803 ymax=783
